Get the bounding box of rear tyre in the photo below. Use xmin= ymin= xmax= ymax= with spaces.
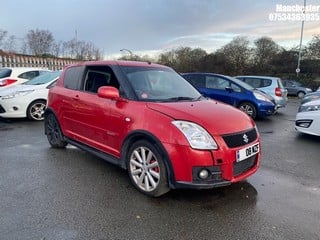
xmin=239 ymin=102 xmax=257 ymax=119
xmin=297 ymin=91 xmax=305 ymax=99
xmin=27 ymin=100 xmax=46 ymax=121
xmin=127 ymin=140 xmax=170 ymax=197
xmin=45 ymin=113 xmax=67 ymax=148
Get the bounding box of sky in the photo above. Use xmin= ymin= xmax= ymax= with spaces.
xmin=2 ymin=0 xmax=320 ymax=59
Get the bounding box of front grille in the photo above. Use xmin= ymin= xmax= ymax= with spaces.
xmin=233 ymin=155 xmax=257 ymax=176
xmin=0 ymin=104 xmax=5 ymax=113
xmin=222 ymin=128 xmax=257 ymax=148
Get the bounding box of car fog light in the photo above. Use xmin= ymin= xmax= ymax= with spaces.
xmin=296 ymin=119 xmax=313 ymax=128
xmin=199 ymin=169 xmax=209 ymax=179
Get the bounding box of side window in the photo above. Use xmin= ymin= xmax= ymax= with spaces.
xmin=64 ymin=66 xmax=84 ymax=90
xmin=83 ymin=66 xmax=120 ymax=94
xmin=84 ymin=71 xmax=111 ymax=93
xmin=231 ymin=83 xmax=241 ymax=92
xmin=244 ymin=78 xmax=261 ymax=88
xmin=18 ymin=71 xmax=38 ymax=80
xmin=206 ymin=76 xmax=229 ymax=90
xmin=261 ymin=79 xmax=272 ymax=87
xmin=184 ymin=74 xmax=205 ymax=88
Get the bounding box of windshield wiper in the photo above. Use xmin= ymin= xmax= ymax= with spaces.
xmin=166 ymin=96 xmax=199 ymax=101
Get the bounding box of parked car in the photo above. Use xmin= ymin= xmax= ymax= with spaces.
xmin=0 ymin=67 xmax=49 ymax=89
xmin=301 ymin=91 xmax=320 ymax=104
xmin=0 ymin=71 xmax=60 ymax=121
xmin=45 ymin=61 xmax=261 ymax=197
xmin=181 ymin=72 xmax=275 ymax=119
xmin=295 ymin=99 xmax=320 ymax=136
xmin=235 ymin=75 xmax=288 ymax=109
xmin=282 ymin=79 xmax=312 ymax=98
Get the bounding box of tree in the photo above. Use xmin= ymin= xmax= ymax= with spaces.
xmin=218 ymin=36 xmax=252 ymax=75
xmin=26 ymin=29 xmax=54 ymax=56
xmin=306 ymin=34 xmax=320 ymax=60
xmin=253 ymin=37 xmax=280 ymax=74
xmin=158 ymin=47 xmax=207 ymax=72
xmin=3 ymin=35 xmax=17 ymax=53
xmin=0 ymin=29 xmax=8 ymax=48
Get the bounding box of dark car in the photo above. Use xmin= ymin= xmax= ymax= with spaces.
xmin=44 ymin=61 xmax=261 ymax=197
xmin=182 ymin=72 xmax=275 ymax=119
xmin=282 ymin=79 xmax=312 ymax=98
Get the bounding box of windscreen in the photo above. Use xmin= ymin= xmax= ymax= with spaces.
xmin=121 ymin=66 xmax=201 ymax=102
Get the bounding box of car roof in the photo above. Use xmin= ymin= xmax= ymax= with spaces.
xmin=235 ymin=75 xmax=280 ymax=80
xmin=67 ymin=60 xmax=170 ymax=69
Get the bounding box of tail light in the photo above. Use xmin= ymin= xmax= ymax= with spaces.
xmin=275 ymin=87 xmax=282 ymax=97
xmin=0 ymin=79 xmax=17 ymax=87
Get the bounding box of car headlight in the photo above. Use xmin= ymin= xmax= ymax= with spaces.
xmin=299 ymin=104 xmax=320 ymax=112
xmin=1 ymin=90 xmax=34 ymax=99
xmin=172 ymin=120 xmax=218 ymax=150
xmin=253 ymin=91 xmax=272 ymax=103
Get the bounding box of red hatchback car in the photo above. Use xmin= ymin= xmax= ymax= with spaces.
xmin=45 ymin=60 xmax=261 ymax=197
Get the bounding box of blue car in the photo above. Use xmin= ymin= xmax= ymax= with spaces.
xmin=182 ymin=73 xmax=276 ymax=119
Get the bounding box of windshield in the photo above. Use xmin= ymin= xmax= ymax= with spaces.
xmin=121 ymin=66 xmax=201 ymax=102
xmin=23 ymin=71 xmax=61 ymax=85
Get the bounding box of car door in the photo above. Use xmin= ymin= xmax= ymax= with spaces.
xmin=64 ymin=66 xmax=125 ymax=157
xmin=284 ymin=80 xmax=296 ymax=95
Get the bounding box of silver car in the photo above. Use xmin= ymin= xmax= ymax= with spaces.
xmin=235 ymin=76 xmax=288 ymax=109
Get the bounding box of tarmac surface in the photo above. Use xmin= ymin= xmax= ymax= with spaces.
xmin=0 ymin=98 xmax=319 ymax=240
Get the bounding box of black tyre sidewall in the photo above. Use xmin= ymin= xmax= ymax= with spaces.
xmin=45 ymin=113 xmax=67 ymax=148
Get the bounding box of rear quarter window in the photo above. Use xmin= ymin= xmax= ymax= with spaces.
xmin=0 ymin=68 xmax=12 ymax=78
xmin=63 ymin=66 xmax=85 ymax=90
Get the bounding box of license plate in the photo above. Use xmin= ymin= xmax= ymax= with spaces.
xmin=236 ymin=143 xmax=259 ymax=162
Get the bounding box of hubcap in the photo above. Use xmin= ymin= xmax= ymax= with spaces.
xmin=240 ymin=104 xmax=253 ymax=116
xmin=129 ymin=146 xmax=160 ymax=192
xmin=30 ymin=103 xmax=46 ymax=120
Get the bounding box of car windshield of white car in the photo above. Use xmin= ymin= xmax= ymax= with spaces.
xmin=24 ymin=71 xmax=61 ymax=85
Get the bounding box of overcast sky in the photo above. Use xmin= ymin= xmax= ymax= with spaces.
xmin=2 ymin=0 xmax=320 ymax=58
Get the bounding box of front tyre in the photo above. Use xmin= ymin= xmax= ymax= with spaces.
xmin=27 ymin=100 xmax=46 ymax=121
xmin=239 ymin=102 xmax=257 ymax=119
xmin=45 ymin=113 xmax=67 ymax=148
xmin=127 ymin=140 xmax=170 ymax=197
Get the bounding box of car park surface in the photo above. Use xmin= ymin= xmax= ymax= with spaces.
xmin=0 ymin=71 xmax=60 ymax=121
xmin=182 ymin=72 xmax=275 ymax=119
xmin=1 ymin=98 xmax=319 ymax=240
xmin=235 ymin=75 xmax=288 ymax=109
xmin=45 ymin=61 xmax=260 ymax=197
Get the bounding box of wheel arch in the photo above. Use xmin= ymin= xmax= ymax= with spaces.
xmin=121 ymin=130 xmax=176 ymax=188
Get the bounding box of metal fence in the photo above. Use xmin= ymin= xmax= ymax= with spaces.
xmin=0 ymin=51 xmax=81 ymax=70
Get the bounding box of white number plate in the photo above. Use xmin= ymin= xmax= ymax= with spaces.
xmin=236 ymin=143 xmax=259 ymax=162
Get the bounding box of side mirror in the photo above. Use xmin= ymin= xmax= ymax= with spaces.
xmin=97 ymin=86 xmax=120 ymax=100
xmin=225 ymin=86 xmax=234 ymax=93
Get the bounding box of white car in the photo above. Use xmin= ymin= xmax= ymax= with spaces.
xmin=0 ymin=71 xmax=61 ymax=121
xmin=0 ymin=67 xmax=50 ymax=89
xmin=295 ymin=99 xmax=320 ymax=136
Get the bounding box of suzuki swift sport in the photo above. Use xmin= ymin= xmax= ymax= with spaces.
xmin=45 ymin=61 xmax=261 ymax=197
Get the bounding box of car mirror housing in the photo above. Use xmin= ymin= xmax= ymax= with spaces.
xmin=97 ymin=86 xmax=120 ymax=100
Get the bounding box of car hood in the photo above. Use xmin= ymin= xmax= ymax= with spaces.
xmin=147 ymin=99 xmax=255 ymax=135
